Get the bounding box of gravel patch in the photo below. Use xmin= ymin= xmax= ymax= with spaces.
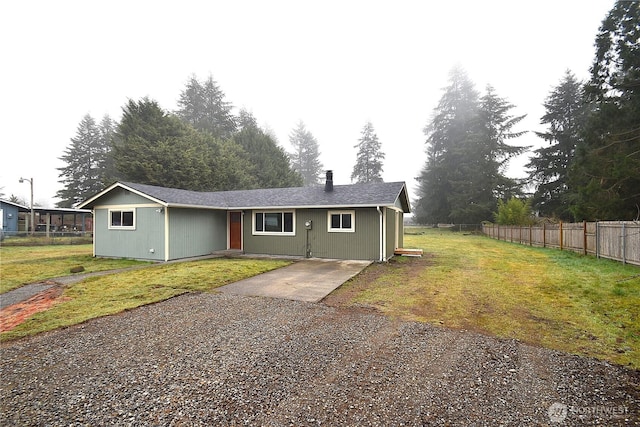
xmin=1 ymin=293 xmax=638 ymax=426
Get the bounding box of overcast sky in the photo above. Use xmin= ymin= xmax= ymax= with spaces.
xmin=1 ymin=0 xmax=614 ymax=207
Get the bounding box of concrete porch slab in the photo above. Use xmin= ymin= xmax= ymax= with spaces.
xmin=217 ymin=259 xmax=371 ymax=303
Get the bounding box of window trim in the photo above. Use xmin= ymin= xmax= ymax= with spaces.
xmin=252 ymin=210 xmax=296 ymax=236
xmin=327 ymin=210 xmax=355 ymax=233
xmin=108 ymin=208 xmax=136 ymax=230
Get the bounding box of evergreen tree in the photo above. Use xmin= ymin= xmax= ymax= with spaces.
xmin=477 ymin=85 xmax=528 ymax=198
xmin=527 ymin=71 xmax=586 ymax=220
xmin=98 ymin=114 xmax=117 ymax=185
xmin=113 ymin=98 xmax=255 ymax=190
xmin=351 ymin=122 xmax=385 ymax=183
xmin=9 ymin=195 xmax=27 ymax=205
xmin=416 ymin=68 xmax=527 ymax=224
xmin=233 ymin=110 xmax=303 ymax=188
xmin=415 ymin=67 xmax=480 ymax=224
xmin=176 ymin=74 xmax=237 ymax=139
xmin=570 ymin=1 xmax=640 ymax=221
xmin=288 ymin=121 xmax=323 ymax=186
xmin=56 ymin=114 xmax=113 ymax=207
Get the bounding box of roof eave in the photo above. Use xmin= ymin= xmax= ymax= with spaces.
xmin=79 ymin=182 xmax=169 ymax=209
xmin=224 ymin=203 xmax=399 ymax=210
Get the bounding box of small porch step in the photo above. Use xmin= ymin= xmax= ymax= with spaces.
xmin=394 ymin=248 xmax=423 ymax=257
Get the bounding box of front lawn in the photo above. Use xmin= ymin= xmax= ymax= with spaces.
xmin=1 ymin=257 xmax=290 ymax=341
xmin=327 ymin=228 xmax=640 ymax=368
xmin=0 ymin=245 xmax=149 ymax=293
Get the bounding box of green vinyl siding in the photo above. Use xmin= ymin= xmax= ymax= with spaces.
xmin=94 ymin=207 xmax=165 ymax=261
xmin=243 ymin=208 xmax=381 ymax=260
xmin=168 ymin=208 xmax=227 ymax=259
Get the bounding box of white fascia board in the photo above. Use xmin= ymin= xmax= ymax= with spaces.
xmin=79 ymin=182 xmax=168 ymax=209
xmin=228 ymin=203 xmax=394 ymax=211
xmin=395 ymin=183 xmax=411 ymax=213
xmin=78 ymin=182 xmax=122 ymax=208
xmin=165 ymin=203 xmax=227 ymax=210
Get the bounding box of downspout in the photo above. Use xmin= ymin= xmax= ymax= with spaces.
xmin=91 ymin=209 xmax=96 ymax=257
xmin=377 ymin=206 xmax=383 ymax=262
xmin=164 ymin=207 xmax=170 ymax=262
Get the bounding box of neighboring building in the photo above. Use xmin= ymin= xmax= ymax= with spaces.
xmin=79 ymin=172 xmax=411 ymax=261
xmin=0 ymin=199 xmax=92 ymax=235
xmin=0 ymin=199 xmax=25 ymax=235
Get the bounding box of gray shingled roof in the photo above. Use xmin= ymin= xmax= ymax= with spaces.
xmin=87 ymin=181 xmax=410 ymax=212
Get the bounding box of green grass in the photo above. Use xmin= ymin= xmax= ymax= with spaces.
xmin=0 ymin=245 xmax=149 ymax=293
xmin=1 ymin=257 xmax=290 ymax=341
xmin=338 ymin=227 xmax=640 ymax=368
xmin=1 ymin=235 xmax=93 ymax=246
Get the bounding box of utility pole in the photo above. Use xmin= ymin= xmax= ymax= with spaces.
xmin=19 ymin=177 xmax=34 ymax=236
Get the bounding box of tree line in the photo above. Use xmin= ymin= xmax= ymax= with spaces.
xmin=56 ymin=76 xmax=386 ymax=207
xmin=58 ymin=2 xmax=636 ymax=222
xmin=415 ymin=1 xmax=639 ymax=223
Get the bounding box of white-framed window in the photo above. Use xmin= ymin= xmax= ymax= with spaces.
xmin=108 ymin=208 xmax=136 ymax=230
xmin=253 ymin=210 xmax=295 ymax=235
xmin=328 ymin=210 xmax=355 ymax=232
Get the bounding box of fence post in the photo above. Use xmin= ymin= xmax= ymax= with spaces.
xmin=583 ymin=220 xmax=587 ymax=255
xmin=622 ymin=222 xmax=626 ymax=265
xmin=529 ymin=224 xmax=532 ymax=246
xmin=596 ymin=221 xmax=600 ymax=259
xmin=559 ymin=221 xmax=563 ymax=251
xmin=543 ymin=223 xmax=546 ymax=248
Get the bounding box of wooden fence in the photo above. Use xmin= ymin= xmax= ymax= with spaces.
xmin=482 ymin=221 xmax=640 ymax=266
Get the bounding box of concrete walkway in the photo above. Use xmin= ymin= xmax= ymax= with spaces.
xmin=217 ymin=259 xmax=371 ymax=303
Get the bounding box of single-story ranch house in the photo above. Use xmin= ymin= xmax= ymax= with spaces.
xmin=79 ymin=172 xmax=411 ymax=262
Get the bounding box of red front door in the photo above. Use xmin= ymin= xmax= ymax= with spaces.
xmin=229 ymin=212 xmax=242 ymax=249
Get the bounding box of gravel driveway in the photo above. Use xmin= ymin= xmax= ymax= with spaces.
xmin=1 ymin=293 xmax=638 ymax=426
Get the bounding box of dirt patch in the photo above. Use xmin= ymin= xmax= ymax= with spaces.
xmin=322 ymin=255 xmax=497 ymax=337
xmin=323 ymin=255 xmax=433 ymax=308
xmin=0 ymin=285 xmax=67 ymax=332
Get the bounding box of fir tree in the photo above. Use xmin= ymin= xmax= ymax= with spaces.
xmin=476 ymin=85 xmax=528 ymax=200
xmin=233 ymin=110 xmax=303 ymax=188
xmin=288 ymin=121 xmax=323 ymax=186
xmin=113 ymin=98 xmax=255 ymax=191
xmin=416 ymin=68 xmax=527 ymax=224
xmin=176 ymin=74 xmax=237 ymax=139
xmin=416 ymin=67 xmax=480 ymax=224
xmin=527 ymin=71 xmax=586 ymax=220
xmin=570 ymin=1 xmax=640 ymax=220
xmin=98 ymin=114 xmax=117 ymax=185
xmin=351 ymin=122 xmax=385 ymax=183
xmin=56 ymin=114 xmax=113 ymax=207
